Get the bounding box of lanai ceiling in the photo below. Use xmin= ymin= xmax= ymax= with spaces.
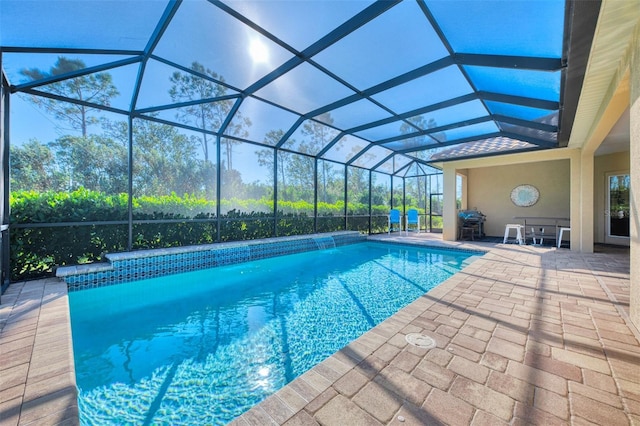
xmin=0 ymin=0 xmax=599 ymax=176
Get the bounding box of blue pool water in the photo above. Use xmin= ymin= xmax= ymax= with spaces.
xmin=69 ymin=242 xmax=477 ymax=425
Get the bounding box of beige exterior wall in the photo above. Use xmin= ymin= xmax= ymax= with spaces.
xmin=466 ymin=160 xmax=570 ymax=237
xmin=593 ymin=151 xmax=631 ymax=243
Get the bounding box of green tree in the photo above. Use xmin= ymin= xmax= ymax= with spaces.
xmin=348 ymin=166 xmax=369 ymax=206
xmin=371 ymin=172 xmax=391 ymax=209
xmin=286 ymin=152 xmax=315 ymax=201
xmin=134 ymin=119 xmax=208 ymax=197
xmin=317 ymin=159 xmax=344 ymax=205
xmin=220 ymin=168 xmax=245 ymax=201
xmin=404 ymin=175 xmax=426 ymax=212
xmin=300 ymin=115 xmax=339 ymax=203
xmin=20 ymin=56 xmax=119 ymax=137
xmin=169 ymin=61 xmax=251 ymax=171
xmin=256 ymin=130 xmax=289 ymax=199
xmin=49 ymin=133 xmax=128 ymax=193
xmin=105 ymin=117 xmax=212 ymax=197
xmin=169 ymin=62 xmax=227 ymax=162
xmin=10 ymin=140 xmax=65 ymax=191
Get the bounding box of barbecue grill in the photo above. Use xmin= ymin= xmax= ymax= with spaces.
xmin=458 ymin=209 xmax=486 ymax=239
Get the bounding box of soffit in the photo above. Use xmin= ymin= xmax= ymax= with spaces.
xmin=568 ymin=0 xmax=640 ymax=149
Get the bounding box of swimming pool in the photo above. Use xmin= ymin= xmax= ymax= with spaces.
xmin=69 ymin=241 xmax=477 ymax=425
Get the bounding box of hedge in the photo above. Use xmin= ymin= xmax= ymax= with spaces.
xmin=9 ymin=189 xmax=406 ymax=281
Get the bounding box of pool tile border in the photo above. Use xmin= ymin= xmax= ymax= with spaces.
xmin=57 ymin=231 xmax=366 ymax=291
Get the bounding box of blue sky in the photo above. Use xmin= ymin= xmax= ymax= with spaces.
xmin=4 ymin=0 xmax=566 ymax=177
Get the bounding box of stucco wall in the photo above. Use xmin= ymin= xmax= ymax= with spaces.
xmin=593 ymin=151 xmax=631 ymax=243
xmin=466 ymin=160 xmax=570 ymax=237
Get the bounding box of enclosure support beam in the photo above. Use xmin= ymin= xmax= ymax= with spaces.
xmin=1 ymin=63 xmax=10 ymax=294
xmin=343 ymin=164 xmax=348 ymax=231
xmin=216 ymin=135 xmax=222 ymax=243
xmin=368 ymin=170 xmax=373 ymax=235
xmin=389 ymin=176 xmax=394 ymax=210
xmin=402 ymin=177 xmax=406 ymax=217
xmin=127 ymin=116 xmax=134 ymax=251
xmin=313 ymin=159 xmax=318 ymax=233
xmin=273 ymin=149 xmax=278 ymax=237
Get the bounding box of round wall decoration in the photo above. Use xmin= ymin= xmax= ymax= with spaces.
xmin=510 ymin=184 xmax=540 ymax=207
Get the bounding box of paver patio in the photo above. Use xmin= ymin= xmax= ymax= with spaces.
xmin=1 ymin=235 xmax=638 ymax=425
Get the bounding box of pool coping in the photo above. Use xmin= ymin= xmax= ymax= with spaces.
xmin=1 ymin=235 xmax=637 ymax=425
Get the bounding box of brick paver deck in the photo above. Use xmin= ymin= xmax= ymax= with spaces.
xmin=1 ymin=236 xmax=638 ymax=425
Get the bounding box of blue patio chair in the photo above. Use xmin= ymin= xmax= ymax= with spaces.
xmin=388 ymin=209 xmax=401 ymax=234
xmin=406 ymin=209 xmax=420 ymax=235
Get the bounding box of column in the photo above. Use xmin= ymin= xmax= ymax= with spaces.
xmin=442 ymin=163 xmax=457 ymax=241
xmin=569 ymin=151 xmax=582 ymax=252
xmin=579 ymin=150 xmax=595 ymax=253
